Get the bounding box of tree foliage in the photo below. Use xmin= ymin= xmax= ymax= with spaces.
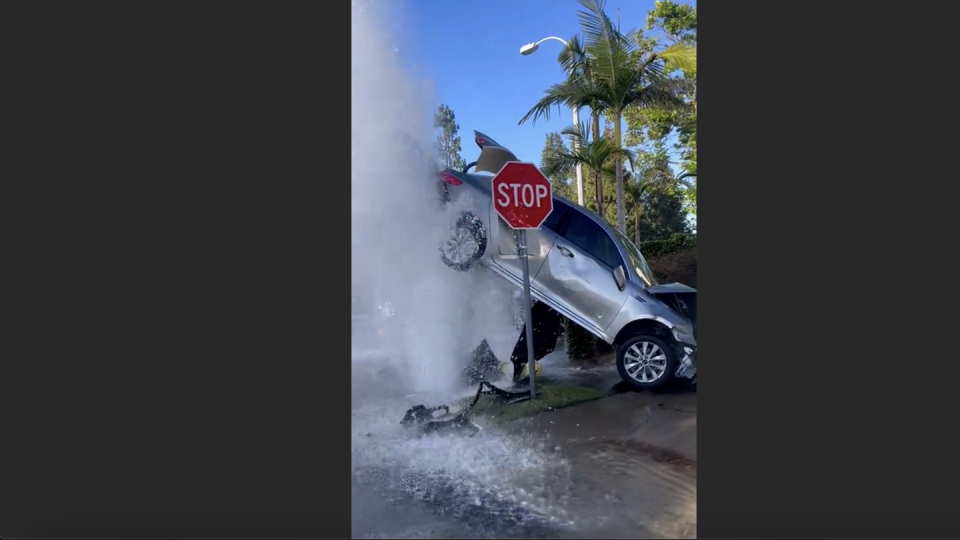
xmin=624 ymin=0 xmax=697 ymax=213
xmin=539 ymin=130 xmax=687 ymax=244
xmin=433 ymin=103 xmax=466 ymax=171
xmin=540 ymin=132 xmax=577 ymax=201
xmin=541 ymin=123 xmax=635 ymax=218
xmin=518 ymin=0 xmax=695 ymax=232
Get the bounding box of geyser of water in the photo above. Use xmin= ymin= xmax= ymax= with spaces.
xmin=350 ymin=0 xmax=519 ymax=399
xmin=351 ymin=0 xmax=457 ymax=396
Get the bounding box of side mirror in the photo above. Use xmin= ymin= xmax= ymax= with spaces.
xmin=613 ymin=265 xmax=626 ymax=291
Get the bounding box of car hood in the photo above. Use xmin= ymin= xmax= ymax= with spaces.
xmin=644 ymin=282 xmax=696 ymax=326
xmin=645 ymin=282 xmax=696 ymax=295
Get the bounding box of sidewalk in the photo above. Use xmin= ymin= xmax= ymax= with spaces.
xmin=511 ymin=390 xmax=697 ymax=462
xmin=499 ymin=359 xmax=698 ymax=538
xmin=534 ymin=341 xmax=696 ymax=462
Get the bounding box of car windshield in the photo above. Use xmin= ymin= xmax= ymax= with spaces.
xmin=614 ymin=231 xmax=659 ymax=287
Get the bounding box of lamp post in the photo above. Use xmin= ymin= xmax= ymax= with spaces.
xmin=520 ymin=37 xmax=585 ymax=207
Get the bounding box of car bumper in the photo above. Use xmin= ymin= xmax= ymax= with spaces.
xmin=672 ymin=325 xmax=697 ymax=380
xmin=672 ymin=325 xmax=697 ymax=349
xmin=675 ymin=345 xmax=697 ymax=380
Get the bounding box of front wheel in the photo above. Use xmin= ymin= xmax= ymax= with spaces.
xmin=439 ymin=211 xmax=487 ymax=271
xmin=616 ymin=334 xmax=678 ymax=391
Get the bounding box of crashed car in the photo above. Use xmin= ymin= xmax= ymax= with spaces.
xmin=434 ymin=132 xmax=696 ymax=390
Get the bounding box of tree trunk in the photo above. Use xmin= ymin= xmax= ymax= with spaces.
xmin=594 ymin=172 xmax=604 ymax=216
xmin=613 ymin=110 xmax=626 ymax=233
xmin=634 ymin=204 xmax=640 ymax=244
xmin=589 ymin=111 xmax=604 ymax=216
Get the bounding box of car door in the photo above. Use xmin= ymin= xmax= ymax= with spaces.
xmin=491 ymin=198 xmax=570 ymax=284
xmin=533 ymin=209 xmax=628 ymax=336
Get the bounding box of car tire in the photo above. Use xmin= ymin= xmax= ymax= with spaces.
xmin=439 ymin=211 xmax=487 ymax=271
xmin=616 ymin=334 xmax=678 ymax=391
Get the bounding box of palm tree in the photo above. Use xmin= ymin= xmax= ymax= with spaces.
xmin=624 ymin=173 xmax=648 ymax=244
xmin=541 ymin=124 xmax=635 ymax=218
xmin=677 ymin=170 xmax=697 ymax=214
xmin=519 ymin=0 xmax=696 ymax=234
xmin=628 ymin=153 xmax=688 ymax=242
xmin=556 ymin=35 xmax=603 ymax=142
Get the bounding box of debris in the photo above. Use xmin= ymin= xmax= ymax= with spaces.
xmin=400 ymin=380 xmax=532 ymax=437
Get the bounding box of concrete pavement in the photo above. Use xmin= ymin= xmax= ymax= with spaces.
xmin=508 ymin=390 xmax=696 ymax=462
xmin=496 ymin=390 xmax=697 ymax=538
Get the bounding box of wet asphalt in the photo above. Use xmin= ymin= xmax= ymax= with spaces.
xmin=351 ymin=477 xmax=465 ymax=539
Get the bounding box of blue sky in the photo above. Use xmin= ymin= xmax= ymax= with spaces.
xmin=396 ymin=0 xmax=669 ymax=167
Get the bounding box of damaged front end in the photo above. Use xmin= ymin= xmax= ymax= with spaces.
xmin=646 ymin=283 xmax=698 ymax=385
xmin=675 ymin=346 xmax=696 ymax=385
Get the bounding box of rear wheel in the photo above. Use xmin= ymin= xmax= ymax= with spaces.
xmin=616 ymin=334 xmax=677 ymax=391
xmin=439 ymin=211 xmax=486 ymax=271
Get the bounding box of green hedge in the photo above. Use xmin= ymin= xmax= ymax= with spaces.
xmin=564 ymin=318 xmax=597 ymax=359
xmin=638 ymin=233 xmax=697 ymax=261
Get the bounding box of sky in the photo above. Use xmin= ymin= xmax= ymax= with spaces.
xmin=390 ymin=0 xmax=669 ymax=167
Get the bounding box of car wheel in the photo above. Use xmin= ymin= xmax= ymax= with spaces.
xmin=439 ymin=211 xmax=486 ymax=271
xmin=616 ymin=334 xmax=677 ymax=391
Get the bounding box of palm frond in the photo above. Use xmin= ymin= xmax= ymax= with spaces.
xmin=626 ymin=180 xmax=650 ymax=198
xmin=541 ymin=150 xmax=581 ymax=179
xmin=624 ymin=77 xmax=688 ymax=111
xmin=655 ymin=43 xmax=697 ymax=74
xmin=557 ymin=34 xmax=588 ymax=77
xmin=558 ymin=123 xmax=591 ymax=146
xmin=518 ymin=79 xmax=601 ymax=126
xmin=577 ymin=0 xmax=634 ymax=90
xmin=547 ymin=123 xmax=635 ymax=176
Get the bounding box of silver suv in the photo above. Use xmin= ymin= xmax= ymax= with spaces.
xmin=436 ymin=131 xmax=696 ymax=390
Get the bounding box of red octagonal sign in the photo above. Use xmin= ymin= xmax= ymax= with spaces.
xmin=491 ymin=161 xmax=554 ymax=230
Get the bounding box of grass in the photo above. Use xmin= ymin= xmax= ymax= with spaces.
xmin=471 ymin=379 xmax=606 ymax=424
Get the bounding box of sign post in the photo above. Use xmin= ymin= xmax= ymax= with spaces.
xmin=491 ymin=161 xmax=554 ymax=400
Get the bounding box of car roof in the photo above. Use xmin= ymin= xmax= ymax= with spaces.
xmin=552 ymin=192 xmax=621 ymax=236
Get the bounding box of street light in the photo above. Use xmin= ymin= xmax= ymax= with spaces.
xmin=520 ymin=36 xmax=585 ymax=207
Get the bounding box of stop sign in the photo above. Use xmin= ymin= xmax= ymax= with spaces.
xmin=491 ymin=161 xmax=554 ymax=230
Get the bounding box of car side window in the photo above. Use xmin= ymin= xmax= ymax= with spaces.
xmin=562 ymin=211 xmax=624 ymax=270
xmin=541 ymin=199 xmax=570 ymax=232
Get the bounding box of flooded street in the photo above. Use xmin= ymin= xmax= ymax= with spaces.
xmin=351 ymin=355 xmax=564 ymax=538
xmin=351 ymin=351 xmax=697 ymax=539
xmin=352 ymin=476 xmax=466 ymax=539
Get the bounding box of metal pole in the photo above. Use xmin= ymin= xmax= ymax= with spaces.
xmin=571 ymin=106 xmax=585 ymax=206
xmin=561 ymin=38 xmax=584 ymax=207
xmin=519 ymin=230 xmax=537 ymax=399
xmin=523 ymin=36 xmax=584 ymax=207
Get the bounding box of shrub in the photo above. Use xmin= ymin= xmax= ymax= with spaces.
xmin=639 ymin=233 xmax=697 ymax=261
xmin=563 ymin=317 xmax=597 ymax=359
xmin=649 ymin=249 xmax=697 ymax=288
